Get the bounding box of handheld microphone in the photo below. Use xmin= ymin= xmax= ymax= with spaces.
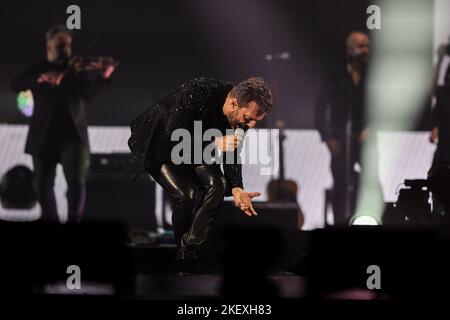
xmin=234 ymin=123 xmax=249 ymax=138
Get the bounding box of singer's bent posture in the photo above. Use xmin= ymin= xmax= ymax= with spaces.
xmin=129 ymin=77 xmax=272 ymax=272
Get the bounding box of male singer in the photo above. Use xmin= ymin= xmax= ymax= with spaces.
xmin=129 ymin=77 xmax=272 ymax=271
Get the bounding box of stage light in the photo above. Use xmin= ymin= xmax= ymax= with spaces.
xmin=17 ymin=90 xmax=34 ymax=117
xmin=351 ymin=215 xmax=379 ymax=226
xmin=355 ymin=0 xmax=432 ymax=224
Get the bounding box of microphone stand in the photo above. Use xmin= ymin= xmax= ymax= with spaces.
xmin=264 ymin=52 xmax=290 ymax=178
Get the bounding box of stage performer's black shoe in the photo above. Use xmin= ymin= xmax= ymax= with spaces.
xmin=176 ymin=248 xmax=199 ymax=275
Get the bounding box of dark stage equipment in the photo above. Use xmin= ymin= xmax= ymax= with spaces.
xmin=0 ymin=222 xmax=133 ymax=296
xmin=83 ymin=153 xmax=157 ymax=231
xmin=382 ymin=179 xmax=433 ymax=225
xmin=304 ymin=227 xmax=450 ymax=299
xmin=0 ymin=164 xmax=37 ymax=209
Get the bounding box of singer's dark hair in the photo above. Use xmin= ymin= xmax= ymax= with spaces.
xmin=230 ymin=77 xmax=273 ymax=114
xmin=46 ymin=25 xmax=72 ymax=42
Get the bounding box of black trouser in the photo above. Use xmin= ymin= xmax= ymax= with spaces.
xmin=330 ymin=148 xmax=361 ymax=226
xmin=150 ymin=163 xmax=227 ymax=259
xmin=32 ymin=138 xmax=90 ymax=223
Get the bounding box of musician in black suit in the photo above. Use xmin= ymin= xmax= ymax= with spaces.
xmin=10 ymin=25 xmax=116 ymax=222
xmin=314 ymin=31 xmax=369 ymax=225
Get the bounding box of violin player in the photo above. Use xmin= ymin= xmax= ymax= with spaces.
xmin=10 ymin=25 xmax=117 ymax=223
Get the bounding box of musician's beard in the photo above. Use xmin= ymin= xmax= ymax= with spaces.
xmin=349 ymin=52 xmax=368 ymax=66
xmin=55 ymin=50 xmax=70 ymax=65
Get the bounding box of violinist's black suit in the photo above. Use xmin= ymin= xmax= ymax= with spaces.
xmin=11 ymin=60 xmax=110 ymax=222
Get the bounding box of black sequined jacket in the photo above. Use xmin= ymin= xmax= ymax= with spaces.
xmin=128 ymin=77 xmax=243 ymax=196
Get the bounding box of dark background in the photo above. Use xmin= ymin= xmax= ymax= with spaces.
xmin=0 ymin=0 xmax=433 ymax=128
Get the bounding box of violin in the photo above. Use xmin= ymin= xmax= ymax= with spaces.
xmin=38 ymin=55 xmax=119 ymax=86
xmin=68 ymin=55 xmax=119 ymax=74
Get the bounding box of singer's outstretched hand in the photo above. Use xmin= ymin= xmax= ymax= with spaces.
xmin=232 ymin=187 xmax=261 ymax=216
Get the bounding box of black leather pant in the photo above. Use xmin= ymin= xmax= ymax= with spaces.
xmin=150 ymin=163 xmax=227 ymax=259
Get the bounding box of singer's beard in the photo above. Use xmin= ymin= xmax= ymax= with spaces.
xmin=226 ymin=109 xmax=241 ymax=129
